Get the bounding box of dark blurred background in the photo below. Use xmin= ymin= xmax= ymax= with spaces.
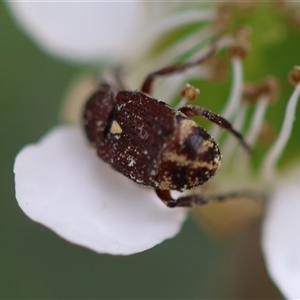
xmin=0 ymin=3 xmax=282 ymax=298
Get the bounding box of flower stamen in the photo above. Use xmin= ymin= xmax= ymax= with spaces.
xmin=211 ymin=57 xmax=244 ymax=140
xmin=221 ymin=102 xmax=248 ymax=164
xmin=211 ymin=27 xmax=250 ymax=141
xmin=246 ymin=77 xmax=278 ymax=146
xmin=152 ymin=26 xmax=215 ymax=68
xmin=204 ymin=56 xmax=229 ymax=82
xmin=150 ymin=9 xmax=215 ymax=39
xmin=137 ymin=9 xmax=216 ymax=64
xmin=262 ymin=67 xmax=300 ymax=181
xmin=246 ymin=95 xmax=269 ymax=146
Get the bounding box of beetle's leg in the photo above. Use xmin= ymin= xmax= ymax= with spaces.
xmin=141 ymin=43 xmax=216 ymax=94
xmin=155 ymin=189 xmax=265 ymax=208
xmin=179 ymin=105 xmax=252 ymax=153
xmin=156 ymin=189 xmax=208 ymax=207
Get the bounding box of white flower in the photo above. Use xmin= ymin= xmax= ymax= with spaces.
xmin=9 ymin=2 xmax=300 ymax=298
xmin=14 ymin=125 xmax=186 ymax=255
xmin=6 ymin=1 xmax=210 ymax=64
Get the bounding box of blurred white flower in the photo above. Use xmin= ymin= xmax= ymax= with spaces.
xmin=6 ymin=1 xmax=211 ymax=64
xmin=14 ymin=125 xmax=187 ymax=255
xmin=7 ymin=1 xmax=147 ymax=63
xmin=9 ymin=2 xmax=300 ymax=298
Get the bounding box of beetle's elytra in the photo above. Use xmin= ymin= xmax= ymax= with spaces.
xmin=83 ymin=47 xmax=251 ymax=208
xmin=84 ymin=86 xmax=221 ymax=191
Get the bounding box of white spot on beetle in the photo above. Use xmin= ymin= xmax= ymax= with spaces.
xmin=128 ymin=156 xmax=136 ymax=167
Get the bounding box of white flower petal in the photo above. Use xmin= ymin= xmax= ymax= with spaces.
xmin=262 ymin=167 xmax=300 ymax=298
xmin=14 ymin=126 xmax=187 ymax=255
xmin=7 ymin=2 xmax=146 ymax=63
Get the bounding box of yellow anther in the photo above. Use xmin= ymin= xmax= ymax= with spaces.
xmin=228 ymin=26 xmax=252 ymax=60
xmin=288 ymin=66 xmax=300 ymax=86
xmin=205 ymin=56 xmax=229 ymax=82
xmin=180 ymin=84 xmax=200 ymax=103
xmin=243 ymin=77 xmax=279 ymax=104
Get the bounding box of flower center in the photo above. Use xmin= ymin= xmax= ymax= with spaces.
xmin=145 ymin=2 xmax=300 ymax=190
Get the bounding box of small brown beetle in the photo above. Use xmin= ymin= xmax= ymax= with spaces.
xmin=83 ymin=50 xmax=252 ymax=208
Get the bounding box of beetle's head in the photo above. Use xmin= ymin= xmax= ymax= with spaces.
xmin=83 ymin=83 xmax=115 ymax=145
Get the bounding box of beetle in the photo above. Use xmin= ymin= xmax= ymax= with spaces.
xmin=83 ymin=48 xmax=252 ymax=208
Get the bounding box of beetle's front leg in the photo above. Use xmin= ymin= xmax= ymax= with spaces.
xmin=156 ymin=189 xmax=208 ymax=207
xmin=155 ymin=189 xmax=266 ymax=208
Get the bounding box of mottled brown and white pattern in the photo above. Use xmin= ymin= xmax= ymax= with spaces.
xmin=83 ymin=87 xmax=222 ymax=192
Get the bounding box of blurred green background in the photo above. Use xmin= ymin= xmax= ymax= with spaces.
xmin=0 ymin=3 xmax=284 ymax=298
